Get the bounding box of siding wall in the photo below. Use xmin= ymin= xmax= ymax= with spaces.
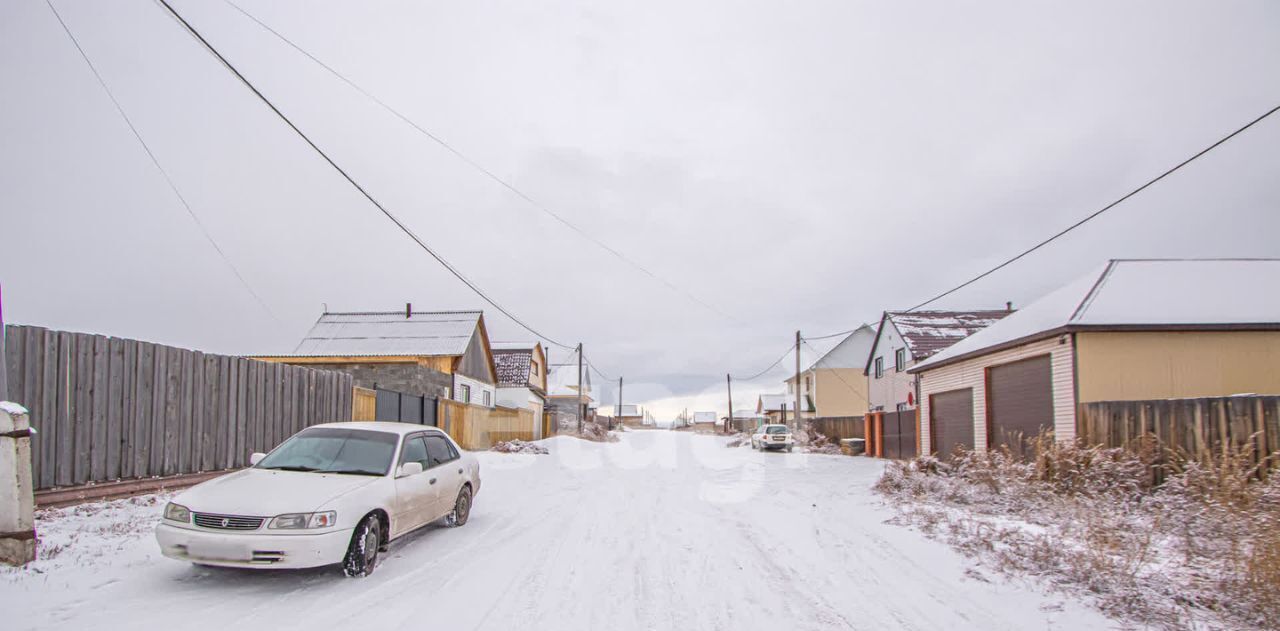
xmin=814 ymin=368 xmax=869 ymax=417
xmin=454 ymin=374 xmax=495 ymax=407
xmin=868 ymin=322 xmax=916 ymax=411
xmin=917 ymin=336 xmax=1075 ymax=454
xmin=1076 ymin=331 xmax=1280 ymax=402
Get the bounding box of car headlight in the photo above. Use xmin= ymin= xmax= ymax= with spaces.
xmin=163 ymin=502 xmax=191 ymax=523
xmin=268 ymin=511 xmax=337 ymax=529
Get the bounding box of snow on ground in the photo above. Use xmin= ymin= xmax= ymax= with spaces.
xmin=0 ymin=432 xmax=1112 ymax=630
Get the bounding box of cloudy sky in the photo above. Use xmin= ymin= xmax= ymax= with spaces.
xmin=3 ymin=0 xmax=1278 ymax=420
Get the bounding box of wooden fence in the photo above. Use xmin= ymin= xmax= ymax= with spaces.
xmin=1078 ymin=395 xmax=1280 ymax=465
xmin=4 ymin=325 xmax=353 ymax=491
xmin=438 ymin=399 xmax=536 ymax=449
xmin=807 ymin=416 xmax=866 ymax=442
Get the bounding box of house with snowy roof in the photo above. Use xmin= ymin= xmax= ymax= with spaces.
xmin=909 ymin=259 xmax=1280 ymax=458
xmin=864 ymin=308 xmax=1013 ymax=414
xmin=492 ymin=342 xmax=548 ymax=435
xmin=545 ymin=358 xmax=593 ymax=428
xmin=784 ymin=324 xmax=876 ymax=418
xmin=256 ymin=306 xmax=498 ymax=414
xmin=757 ymin=393 xmax=804 ymax=424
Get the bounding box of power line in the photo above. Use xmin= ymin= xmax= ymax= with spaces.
xmin=221 ymin=0 xmax=737 ymax=323
xmin=801 ymin=328 xmax=857 ymax=341
xmin=46 ymin=0 xmax=278 ymax=322
xmin=153 ymin=0 xmax=573 ymax=349
xmin=730 ymin=343 xmax=794 ymax=381
xmin=906 ymin=102 xmax=1280 ymax=312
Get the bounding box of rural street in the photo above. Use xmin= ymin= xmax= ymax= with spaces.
xmin=1 ymin=432 xmax=1110 ymax=630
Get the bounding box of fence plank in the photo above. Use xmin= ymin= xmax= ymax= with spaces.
xmin=106 ymin=337 xmax=125 ymax=480
xmin=202 ymin=355 xmax=218 ymax=471
xmin=120 ymin=339 xmax=137 ymax=480
xmin=39 ymin=329 xmax=57 ymax=488
xmin=89 ymin=335 xmax=109 ymax=483
xmin=162 ymin=347 xmax=181 ymax=476
xmin=3 ymin=325 xmax=21 ymax=402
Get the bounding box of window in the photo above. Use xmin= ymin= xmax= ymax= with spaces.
xmin=398 ymin=435 xmax=430 ymax=470
xmin=483 ymin=390 xmax=491 ymax=406
xmin=257 ymin=428 xmax=398 ymax=476
xmin=804 ymin=376 xmax=812 ymax=393
xmin=423 ymin=434 xmax=457 ymax=468
xmin=874 ymin=356 xmax=883 ymax=379
xmin=458 ymin=384 xmax=471 ymax=403
xmin=895 ymin=348 xmax=906 ymax=372
xmin=531 ymin=362 xmax=539 ymax=376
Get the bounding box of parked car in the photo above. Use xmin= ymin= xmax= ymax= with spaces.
xmin=751 ymin=424 xmax=794 ymax=452
xmin=155 ymin=422 xmax=480 ymax=577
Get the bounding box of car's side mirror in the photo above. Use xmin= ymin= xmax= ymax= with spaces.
xmin=398 ymin=462 xmax=423 ymax=478
xmin=249 ymin=452 xmax=267 ymax=466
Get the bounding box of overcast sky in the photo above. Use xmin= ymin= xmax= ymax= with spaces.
xmin=2 ymin=0 xmax=1278 ymax=420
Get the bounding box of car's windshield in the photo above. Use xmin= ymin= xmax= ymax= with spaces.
xmin=765 ymin=426 xmax=789 ymax=434
xmin=256 ymin=428 xmax=399 ymax=476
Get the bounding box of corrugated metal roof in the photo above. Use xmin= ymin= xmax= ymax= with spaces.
xmin=291 ymin=311 xmax=481 ymax=357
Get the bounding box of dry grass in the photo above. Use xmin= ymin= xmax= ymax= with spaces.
xmin=875 ymin=435 xmax=1280 ymax=630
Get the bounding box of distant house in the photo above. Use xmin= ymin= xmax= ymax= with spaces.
xmin=545 ymin=360 xmax=592 ymax=428
xmin=757 ymin=394 xmax=802 ymax=425
xmin=784 ymin=324 xmax=876 ymax=418
xmin=724 ymin=409 xmax=765 ymax=432
xmin=864 ymin=308 xmax=1013 ymax=414
xmin=910 ymin=259 xmax=1280 ymax=457
xmin=613 ymin=403 xmax=645 ymax=427
xmin=492 ymin=342 xmax=548 ymax=434
xmin=693 ymin=411 xmax=717 ymax=426
xmin=255 ymin=308 xmax=497 ymax=409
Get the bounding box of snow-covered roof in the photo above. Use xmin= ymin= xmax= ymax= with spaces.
xmin=889 ymin=310 xmax=1013 ymax=360
xmin=757 ymin=394 xmax=809 ymax=412
xmin=291 ymin=311 xmax=482 ymax=357
xmin=614 ymin=404 xmax=642 ymax=417
xmin=493 ymin=349 xmax=533 ymax=387
xmin=911 ymin=259 xmax=1280 ymax=372
xmin=547 ymin=363 xmax=591 ymax=398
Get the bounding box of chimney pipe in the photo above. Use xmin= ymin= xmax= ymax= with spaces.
xmin=1006 ymin=301 xmax=1013 ymax=311
xmin=406 ymin=303 xmax=412 ymax=319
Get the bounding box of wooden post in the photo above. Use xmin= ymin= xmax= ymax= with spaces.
xmin=576 ymin=343 xmax=584 ymax=433
xmin=794 ymin=330 xmax=802 ymax=429
xmin=0 ymin=402 xmax=35 ymax=565
xmin=726 ymin=374 xmax=734 ymax=434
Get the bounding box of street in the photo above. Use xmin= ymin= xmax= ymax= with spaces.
xmin=0 ymin=432 xmax=1109 ymax=630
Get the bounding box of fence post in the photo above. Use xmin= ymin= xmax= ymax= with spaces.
xmin=0 ymin=402 xmax=35 ymax=565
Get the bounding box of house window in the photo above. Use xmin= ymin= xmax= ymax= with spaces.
xmin=458 ymin=384 xmax=471 ymax=403
xmin=483 ymin=390 xmax=491 ymax=406
xmin=895 ymin=348 xmax=906 ymax=372
xmin=874 ymin=356 xmax=883 ymax=378
xmin=531 ymin=362 xmax=539 ymax=376
xmin=804 ymin=376 xmax=812 ymax=394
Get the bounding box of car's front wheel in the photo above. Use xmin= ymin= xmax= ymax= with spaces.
xmin=446 ymin=485 xmax=472 ymax=527
xmin=342 ymin=515 xmax=381 ymax=578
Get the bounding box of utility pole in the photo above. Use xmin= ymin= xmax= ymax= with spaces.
xmin=576 ymin=343 xmax=584 ymax=433
xmin=726 ymin=374 xmax=734 ymax=434
xmin=616 ymin=376 xmax=623 ymax=431
xmin=794 ymin=330 xmax=802 ymax=429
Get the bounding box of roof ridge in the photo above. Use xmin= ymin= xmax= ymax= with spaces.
xmin=320 ymin=310 xmax=484 ymax=316
xmin=1070 ymin=260 xmax=1119 ymax=323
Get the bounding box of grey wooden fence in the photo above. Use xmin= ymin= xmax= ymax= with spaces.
xmin=3 ymin=325 xmax=353 ymax=491
xmin=1078 ymin=395 xmax=1280 ymax=465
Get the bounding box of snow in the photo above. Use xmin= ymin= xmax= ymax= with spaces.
xmin=913 ymin=258 xmax=1280 ymax=372
xmin=0 ymin=432 xmax=1111 ymax=630
xmin=0 ymin=401 xmax=28 ymax=416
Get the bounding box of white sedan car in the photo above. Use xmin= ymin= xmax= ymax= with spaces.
xmin=751 ymin=424 xmax=795 ymax=452
xmin=155 ymin=422 xmax=480 ymax=577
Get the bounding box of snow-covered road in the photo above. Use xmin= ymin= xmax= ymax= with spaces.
xmin=1 ymin=431 xmax=1111 ymax=630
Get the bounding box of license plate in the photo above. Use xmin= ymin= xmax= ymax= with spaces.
xmin=188 ymin=540 xmax=249 ymax=561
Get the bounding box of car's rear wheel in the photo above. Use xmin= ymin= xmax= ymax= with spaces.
xmin=446 ymin=485 xmax=472 ymax=527
xmin=342 ymin=515 xmax=381 ymax=577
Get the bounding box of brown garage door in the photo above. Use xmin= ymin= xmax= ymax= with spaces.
xmin=929 ymin=388 xmax=973 ymax=459
xmin=987 ymin=355 xmax=1053 ymax=456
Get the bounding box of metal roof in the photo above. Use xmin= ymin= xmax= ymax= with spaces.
xmin=912 ymin=259 xmax=1280 ymax=372
xmin=291 ymin=311 xmax=482 ymax=357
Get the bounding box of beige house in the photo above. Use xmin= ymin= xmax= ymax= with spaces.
xmin=910 ymin=259 xmax=1280 ymax=457
xmin=783 ymin=324 xmax=877 ymax=418
xmin=493 ymin=342 xmax=548 ymax=436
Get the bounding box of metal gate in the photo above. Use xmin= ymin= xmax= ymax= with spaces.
xmin=987 ymin=355 xmax=1053 ymax=457
xmin=930 ymin=388 xmax=974 ymax=459
xmin=374 ymin=389 xmax=438 ymax=426
xmin=881 ymin=410 xmax=917 ymax=459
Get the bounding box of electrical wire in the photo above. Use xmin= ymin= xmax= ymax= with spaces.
xmin=46 ymin=0 xmax=278 ymax=323
xmin=730 ymin=343 xmax=794 ymax=381
xmin=153 ymin=0 xmax=574 ymax=349
xmin=905 ymin=102 xmax=1280 ymax=312
xmin=221 ymin=0 xmax=738 ymax=323
xmin=801 ymin=328 xmax=858 ymax=341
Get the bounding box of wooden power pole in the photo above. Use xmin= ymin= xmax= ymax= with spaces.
xmin=726 ymin=374 xmax=734 ymax=434
xmin=616 ymin=376 xmax=623 ymax=430
xmin=576 ymin=343 xmax=584 ymax=433
xmin=794 ymin=330 xmax=802 ymax=429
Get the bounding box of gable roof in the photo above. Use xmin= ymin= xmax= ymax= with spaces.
xmin=864 ymin=309 xmax=1012 ymax=373
xmin=293 ymin=310 xmax=484 ymax=357
xmin=910 ymin=259 xmax=1280 ymax=373
xmin=493 ymin=349 xmax=533 ymax=387
xmin=547 ymin=363 xmax=592 ymax=399
xmin=613 ymin=404 xmax=642 ymax=417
